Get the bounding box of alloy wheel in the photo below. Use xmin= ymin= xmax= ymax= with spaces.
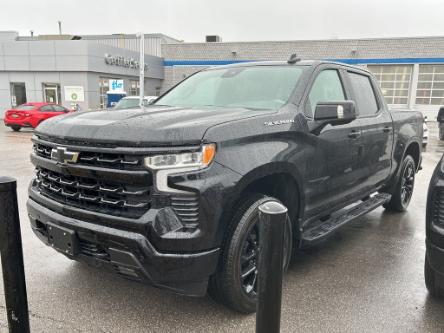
xmin=401 ymin=162 xmax=415 ymax=206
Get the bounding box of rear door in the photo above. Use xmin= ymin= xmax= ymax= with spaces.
xmin=346 ymin=70 xmax=393 ymax=191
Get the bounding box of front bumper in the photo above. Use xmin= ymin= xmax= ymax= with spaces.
xmin=27 ymin=197 xmax=220 ymax=296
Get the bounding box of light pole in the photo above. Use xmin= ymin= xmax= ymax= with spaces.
xmin=137 ymin=32 xmax=145 ymax=107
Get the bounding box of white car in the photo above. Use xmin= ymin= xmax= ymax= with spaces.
xmin=112 ymin=96 xmax=158 ymax=110
xmin=423 ymin=117 xmax=429 ymax=148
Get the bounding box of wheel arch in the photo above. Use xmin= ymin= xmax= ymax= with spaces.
xmin=221 ymin=162 xmax=305 ymax=242
xmin=383 ymin=139 xmax=421 ymax=194
xmin=404 ymin=140 xmax=421 ymax=170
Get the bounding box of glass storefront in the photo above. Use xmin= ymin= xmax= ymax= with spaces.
xmin=129 ymin=79 xmax=140 ymax=96
xmin=99 ymin=78 xmax=110 ymax=108
xmin=10 ymin=82 xmax=27 ymax=107
xmin=368 ymin=65 xmax=412 ymax=105
xmin=416 ymin=65 xmax=444 ymax=105
xmin=43 ymin=83 xmax=61 ymax=104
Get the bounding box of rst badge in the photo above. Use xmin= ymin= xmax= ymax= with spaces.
xmin=51 ymin=147 xmax=79 ymax=164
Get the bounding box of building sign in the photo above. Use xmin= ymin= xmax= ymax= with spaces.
xmin=104 ymin=54 xmax=148 ymax=71
xmin=108 ymin=79 xmax=125 ymax=93
xmin=64 ymin=86 xmax=85 ymax=102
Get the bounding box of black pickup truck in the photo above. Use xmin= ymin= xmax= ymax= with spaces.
xmin=27 ymin=59 xmax=423 ymax=313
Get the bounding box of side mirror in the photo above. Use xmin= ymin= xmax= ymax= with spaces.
xmin=314 ymin=101 xmax=356 ymax=126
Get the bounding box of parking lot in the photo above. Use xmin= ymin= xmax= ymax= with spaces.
xmin=0 ymin=123 xmax=443 ymax=333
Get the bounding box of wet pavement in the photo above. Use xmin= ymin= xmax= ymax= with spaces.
xmin=0 ymin=123 xmax=444 ymax=332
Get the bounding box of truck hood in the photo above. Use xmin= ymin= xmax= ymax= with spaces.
xmin=35 ymin=106 xmax=271 ymax=146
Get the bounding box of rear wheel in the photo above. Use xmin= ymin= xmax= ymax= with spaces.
xmin=208 ymin=193 xmax=293 ymax=313
xmin=11 ymin=125 xmax=21 ymax=132
xmin=384 ymin=155 xmax=415 ymax=212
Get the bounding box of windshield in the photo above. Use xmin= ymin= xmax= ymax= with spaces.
xmin=15 ymin=105 xmax=36 ymax=111
xmin=155 ymin=66 xmax=303 ymax=110
xmin=113 ymin=98 xmax=140 ymax=110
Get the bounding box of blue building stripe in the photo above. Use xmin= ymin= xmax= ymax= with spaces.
xmin=164 ymin=57 xmax=444 ymax=67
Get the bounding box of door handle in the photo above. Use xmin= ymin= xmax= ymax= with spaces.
xmin=348 ymin=130 xmax=361 ymax=139
xmin=383 ymin=126 xmax=391 ymax=133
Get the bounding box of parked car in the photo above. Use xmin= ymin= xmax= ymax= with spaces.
xmin=4 ymin=102 xmax=71 ymax=131
xmin=27 ymin=60 xmax=423 ymax=313
xmin=423 ymin=116 xmax=429 ymax=148
xmin=438 ymin=107 xmax=444 ymax=140
xmin=112 ymin=96 xmax=158 ymax=110
xmin=425 ymin=155 xmax=444 ymax=297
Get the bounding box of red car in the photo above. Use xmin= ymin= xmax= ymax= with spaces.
xmin=4 ymin=102 xmax=72 ymax=131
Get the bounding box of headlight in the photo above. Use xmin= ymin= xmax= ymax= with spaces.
xmin=144 ymin=143 xmax=216 ymax=170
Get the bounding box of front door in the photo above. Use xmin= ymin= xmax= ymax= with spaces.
xmin=303 ymin=68 xmax=363 ymax=216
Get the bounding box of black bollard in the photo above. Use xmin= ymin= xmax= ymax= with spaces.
xmin=0 ymin=177 xmax=30 ymax=333
xmin=256 ymin=201 xmax=287 ymax=333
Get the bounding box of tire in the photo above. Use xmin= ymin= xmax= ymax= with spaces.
xmin=208 ymin=193 xmax=293 ymax=314
xmin=425 ymin=253 xmax=444 ymax=297
xmin=383 ymin=155 xmax=415 ymax=212
xmin=11 ymin=125 xmax=21 ymax=132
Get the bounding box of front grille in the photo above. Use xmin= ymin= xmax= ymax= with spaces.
xmin=33 ymin=142 xmax=143 ymax=170
xmin=432 ymin=190 xmax=444 ymax=229
xmin=35 ymin=167 xmax=152 ymax=218
xmin=171 ymin=194 xmax=199 ymax=226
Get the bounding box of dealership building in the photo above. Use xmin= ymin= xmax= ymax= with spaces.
xmin=2 ymin=30 xmax=444 ymax=117
xmin=0 ymin=31 xmax=175 ymax=117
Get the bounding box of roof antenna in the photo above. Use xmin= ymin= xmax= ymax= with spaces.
xmin=287 ymin=53 xmax=301 ymax=64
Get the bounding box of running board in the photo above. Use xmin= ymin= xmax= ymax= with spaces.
xmin=301 ymin=193 xmax=391 ymax=245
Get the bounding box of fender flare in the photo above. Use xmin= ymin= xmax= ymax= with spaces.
xmin=228 ymin=161 xmax=306 ymax=224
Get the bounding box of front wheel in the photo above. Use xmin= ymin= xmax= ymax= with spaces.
xmin=208 ymin=193 xmax=293 ymax=313
xmin=11 ymin=125 xmax=21 ymax=132
xmin=383 ymin=155 xmax=415 ymax=212
xmin=425 ymin=253 xmax=444 ymax=297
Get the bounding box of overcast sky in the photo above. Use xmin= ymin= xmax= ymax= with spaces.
xmin=1 ymin=0 xmax=443 ymax=42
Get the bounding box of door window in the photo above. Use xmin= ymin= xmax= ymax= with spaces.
xmin=348 ymin=72 xmax=379 ymax=117
xmin=307 ymin=70 xmax=346 ymax=116
xmin=52 ymin=105 xmax=67 ymax=112
xmin=40 ymin=105 xmax=53 ymax=112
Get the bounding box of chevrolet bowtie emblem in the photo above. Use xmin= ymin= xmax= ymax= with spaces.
xmin=51 ymin=147 xmax=79 ymax=164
